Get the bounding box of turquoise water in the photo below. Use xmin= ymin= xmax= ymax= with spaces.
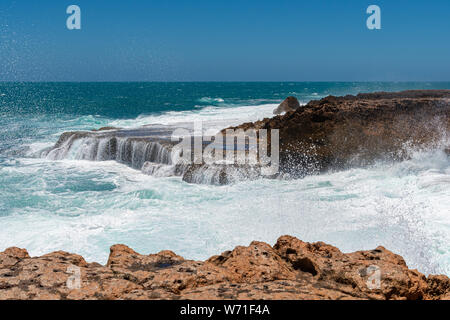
xmin=0 ymin=82 xmax=449 ymax=275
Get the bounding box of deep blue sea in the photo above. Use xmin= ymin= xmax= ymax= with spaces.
xmin=0 ymin=82 xmax=449 ymax=275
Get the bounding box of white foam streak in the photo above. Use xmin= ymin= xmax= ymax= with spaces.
xmin=1 ymin=147 xmax=449 ymax=276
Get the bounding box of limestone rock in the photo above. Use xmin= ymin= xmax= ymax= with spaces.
xmin=1 ymin=236 xmax=449 ymax=300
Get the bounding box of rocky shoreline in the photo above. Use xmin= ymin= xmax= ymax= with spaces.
xmin=1 ymin=236 xmax=449 ymax=300
xmin=41 ymin=90 xmax=450 ymax=185
xmin=9 ymin=90 xmax=447 ymax=300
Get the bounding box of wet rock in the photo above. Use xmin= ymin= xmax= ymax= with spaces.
xmin=273 ymin=96 xmax=301 ymax=114
xmin=182 ymin=90 xmax=450 ymax=184
xmin=46 ymin=91 xmax=449 ymax=186
xmin=92 ymin=127 xmax=120 ymax=132
xmin=182 ymin=164 xmax=265 ymax=185
xmin=230 ymin=90 xmax=450 ymax=178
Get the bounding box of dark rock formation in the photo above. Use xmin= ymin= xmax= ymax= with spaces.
xmin=0 ymin=236 xmax=448 ymax=300
xmin=42 ymin=125 xmax=187 ymax=177
xmin=183 ymin=90 xmax=450 ymax=182
xmin=273 ymin=96 xmax=301 ymax=114
xmin=91 ymin=126 xmax=121 ymax=132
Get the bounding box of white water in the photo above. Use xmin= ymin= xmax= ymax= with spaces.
xmin=1 ymin=102 xmax=449 ymax=276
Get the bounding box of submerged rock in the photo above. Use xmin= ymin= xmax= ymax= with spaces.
xmin=273 ymin=96 xmax=301 ymax=114
xmin=0 ymin=236 xmax=448 ymax=300
xmin=182 ymin=163 xmax=266 ymax=185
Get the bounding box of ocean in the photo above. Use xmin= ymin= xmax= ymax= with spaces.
xmin=0 ymin=82 xmax=449 ymax=275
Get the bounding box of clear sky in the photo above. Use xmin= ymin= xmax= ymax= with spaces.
xmin=0 ymin=0 xmax=449 ymax=81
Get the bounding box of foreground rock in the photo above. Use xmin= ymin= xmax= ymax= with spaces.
xmin=1 ymin=236 xmax=448 ymax=300
xmin=273 ymin=96 xmax=301 ymax=114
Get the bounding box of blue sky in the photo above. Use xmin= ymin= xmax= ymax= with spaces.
xmin=0 ymin=0 xmax=449 ymax=81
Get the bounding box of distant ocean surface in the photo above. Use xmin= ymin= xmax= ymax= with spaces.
xmin=0 ymin=82 xmax=449 ymax=275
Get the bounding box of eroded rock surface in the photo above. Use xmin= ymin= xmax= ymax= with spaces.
xmin=1 ymin=236 xmax=448 ymax=300
xmin=273 ymin=96 xmax=301 ymax=114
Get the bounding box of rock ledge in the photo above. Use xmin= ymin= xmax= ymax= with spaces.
xmin=1 ymin=236 xmax=449 ymax=300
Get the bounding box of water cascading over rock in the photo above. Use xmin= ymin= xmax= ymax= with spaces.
xmin=43 ymin=128 xmax=182 ymax=177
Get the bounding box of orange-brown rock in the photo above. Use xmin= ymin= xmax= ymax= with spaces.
xmin=0 ymin=236 xmax=449 ymax=300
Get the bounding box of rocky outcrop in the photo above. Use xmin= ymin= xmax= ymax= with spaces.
xmin=273 ymin=96 xmax=301 ymax=114
xmin=41 ymin=126 xmax=191 ymax=178
xmin=44 ymin=90 xmax=450 ymax=185
xmin=187 ymin=90 xmax=450 ymax=181
xmin=1 ymin=236 xmax=448 ymax=300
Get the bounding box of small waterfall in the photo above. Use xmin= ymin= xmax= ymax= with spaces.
xmin=44 ymin=131 xmax=283 ymax=185
xmin=44 ymin=132 xmax=175 ymax=175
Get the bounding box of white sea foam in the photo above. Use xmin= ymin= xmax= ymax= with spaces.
xmin=1 ymin=145 xmax=449 ymax=275
xmin=108 ymin=103 xmax=277 ymax=132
